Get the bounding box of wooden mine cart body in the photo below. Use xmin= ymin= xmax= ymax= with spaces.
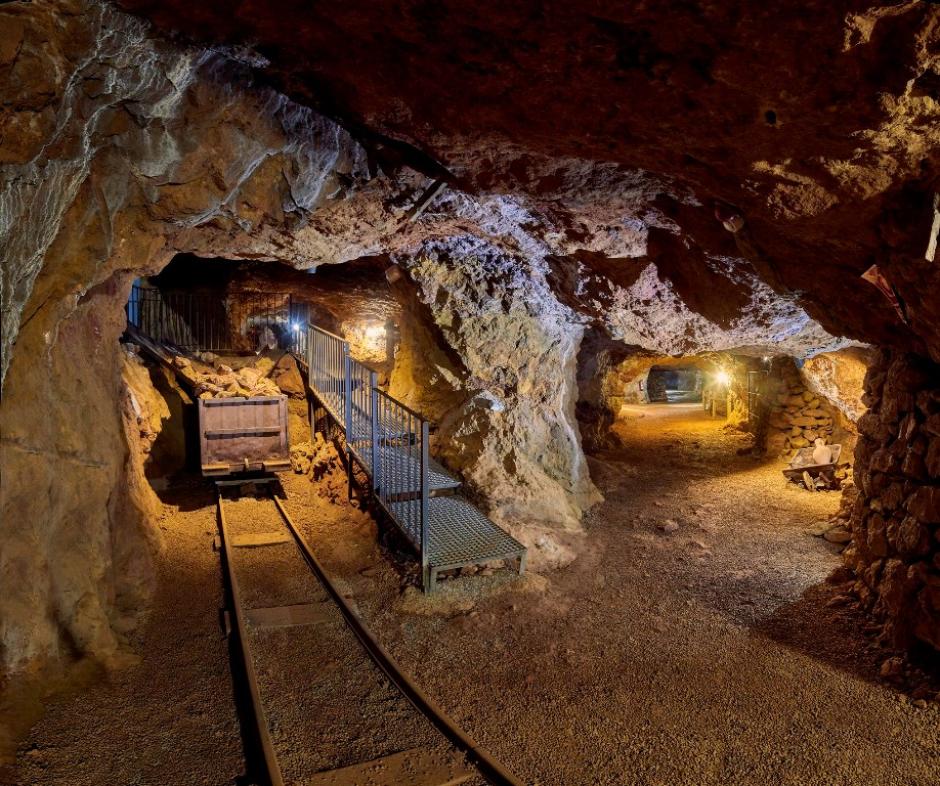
xmin=197 ymin=396 xmax=290 ymax=476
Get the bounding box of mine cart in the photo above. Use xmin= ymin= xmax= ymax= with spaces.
xmin=782 ymin=443 xmax=844 ymax=490
xmin=197 ymin=396 xmax=291 ymax=476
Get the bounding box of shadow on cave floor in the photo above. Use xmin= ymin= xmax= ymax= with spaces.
xmin=13 ymin=470 xmax=245 ymax=786
xmin=581 ymin=403 xmax=915 ymax=691
xmin=319 ymin=399 xmax=940 ymax=785
xmin=150 ymin=472 xmax=216 ymax=512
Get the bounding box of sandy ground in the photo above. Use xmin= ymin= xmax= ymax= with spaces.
xmin=289 ymin=404 xmax=940 ymax=786
xmin=8 ymin=403 xmax=939 ymax=785
xmin=9 ymin=481 xmax=244 ymax=786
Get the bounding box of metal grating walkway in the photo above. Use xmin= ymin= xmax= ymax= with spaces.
xmin=300 ymin=323 xmax=527 ymax=592
xmin=348 ymin=439 xmax=462 ymax=493
xmin=391 ymin=497 xmax=526 ymax=572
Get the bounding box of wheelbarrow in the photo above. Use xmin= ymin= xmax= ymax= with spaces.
xmin=782 ymin=444 xmax=845 ymax=491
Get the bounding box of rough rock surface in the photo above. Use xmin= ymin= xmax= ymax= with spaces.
xmin=2 ymin=0 xmax=939 ymax=673
xmin=0 ymin=0 xmax=385 ymax=672
xmin=118 ymin=0 xmax=940 ymax=359
xmin=802 ymin=347 xmax=876 ymax=423
xmin=845 ymin=350 xmax=940 ymax=651
xmin=178 ymin=357 xmax=283 ymax=400
xmin=765 ymin=361 xmax=841 ymax=458
xmin=394 ymin=247 xmax=602 ymax=565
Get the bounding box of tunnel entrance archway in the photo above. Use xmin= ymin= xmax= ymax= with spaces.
xmin=120 ymin=253 xmax=410 ymax=485
xmin=644 ymin=365 xmax=704 ymax=404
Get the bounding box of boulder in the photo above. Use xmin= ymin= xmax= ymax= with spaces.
xmin=906 ymin=486 xmax=940 ymax=525
xmin=272 ymin=355 xmax=305 ymax=398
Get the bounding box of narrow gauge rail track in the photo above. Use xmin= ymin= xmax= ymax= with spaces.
xmin=216 ymin=480 xmax=524 ymax=786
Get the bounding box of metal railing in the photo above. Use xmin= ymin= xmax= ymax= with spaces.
xmin=307 ymin=324 xmax=348 ymax=422
xmin=126 ymin=284 xmax=308 ymax=353
xmin=303 ymin=324 xmax=432 ymax=585
xmin=348 ymin=357 xmax=375 ymax=447
xmin=374 ymin=389 xmax=429 ymax=543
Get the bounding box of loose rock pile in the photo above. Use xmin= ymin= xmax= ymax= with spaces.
xmin=766 ymin=362 xmax=837 ymax=457
xmin=290 ymin=434 xmax=333 ymax=476
xmin=845 ymin=350 xmax=940 ymax=652
xmin=290 ymin=435 xmax=350 ymax=502
xmin=172 ymin=356 xmax=282 ymax=399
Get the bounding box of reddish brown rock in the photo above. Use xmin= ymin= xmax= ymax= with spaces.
xmin=906 ymin=486 xmax=940 ymax=525
xmin=272 ymin=355 xmax=306 ymax=399
xmin=846 ymin=350 xmax=940 ymax=651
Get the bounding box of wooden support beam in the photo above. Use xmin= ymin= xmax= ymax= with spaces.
xmin=304 ymin=747 xmax=473 ymax=786
xmin=401 ymin=180 xmax=447 ymax=226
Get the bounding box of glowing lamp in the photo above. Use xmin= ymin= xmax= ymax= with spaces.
xmin=715 ymin=370 xmax=731 ymax=386
xmin=364 ymin=323 xmax=385 ymax=341
xmin=291 ymin=322 xmax=300 ymax=332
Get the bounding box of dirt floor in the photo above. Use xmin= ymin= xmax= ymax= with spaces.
xmin=7 ymin=403 xmax=939 ymax=785
xmin=8 ymin=480 xmax=245 ymax=786
xmin=289 ymin=403 xmax=940 ymax=786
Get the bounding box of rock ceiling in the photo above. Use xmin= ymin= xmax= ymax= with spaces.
xmin=117 ymin=0 xmax=940 ymax=359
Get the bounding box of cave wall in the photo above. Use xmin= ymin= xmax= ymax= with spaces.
xmin=394 ymin=244 xmax=602 ymax=568
xmin=0 ymin=278 xmax=161 ymax=670
xmin=801 ymin=346 xmax=875 ymax=424
xmin=847 ymin=350 xmax=940 ymax=652
xmin=0 ymin=0 xmax=393 ymax=672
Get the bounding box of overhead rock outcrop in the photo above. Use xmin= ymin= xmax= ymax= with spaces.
xmin=118 ymin=0 xmax=940 ymax=358
xmin=802 ymin=347 xmax=876 ymax=423
xmin=392 ymin=243 xmax=602 ymax=566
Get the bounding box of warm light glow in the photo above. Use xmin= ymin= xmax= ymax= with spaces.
xmin=715 ymin=370 xmax=731 ymax=386
xmin=364 ymin=323 xmax=385 ymax=341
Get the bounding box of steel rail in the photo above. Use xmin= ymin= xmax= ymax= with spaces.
xmin=374 ymin=385 xmax=429 ymax=422
xmin=307 ymin=322 xmax=347 ymax=342
xmin=268 ymin=491 xmax=525 ymax=786
xmin=216 ymin=489 xmax=286 ymax=786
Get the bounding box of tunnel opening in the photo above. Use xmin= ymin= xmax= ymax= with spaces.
xmin=644 ymin=365 xmax=704 ymax=404
xmin=118 ymin=252 xmax=528 ymax=594
xmin=119 ymin=255 xmax=408 ymax=485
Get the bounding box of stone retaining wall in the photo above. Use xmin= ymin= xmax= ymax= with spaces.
xmin=766 ymin=360 xmax=838 ymax=457
xmin=845 ymin=350 xmax=940 ymax=652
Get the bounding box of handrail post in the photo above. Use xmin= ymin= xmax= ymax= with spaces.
xmin=420 ymin=420 xmax=430 ymax=591
xmin=344 ymin=347 xmax=353 ymax=500
xmin=370 ymin=372 xmax=379 ymax=494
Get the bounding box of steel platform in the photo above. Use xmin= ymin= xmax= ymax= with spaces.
xmin=300 ymin=325 xmax=527 ymax=593
xmin=390 ymin=496 xmax=526 ymax=585
xmin=348 ymin=439 xmax=461 ymax=494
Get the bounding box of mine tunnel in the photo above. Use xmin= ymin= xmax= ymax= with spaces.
xmin=2 ymin=2 xmax=940 ymax=785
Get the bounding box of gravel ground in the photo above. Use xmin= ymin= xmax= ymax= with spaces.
xmin=285 ymin=405 xmax=940 ymax=786
xmin=221 ymin=493 xmax=479 ymax=784
xmin=10 ymin=405 xmax=939 ymax=785
xmin=10 ymin=480 xmax=244 ymax=786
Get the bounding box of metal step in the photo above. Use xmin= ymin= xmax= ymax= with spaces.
xmin=348 ymin=439 xmax=461 ymax=493
xmin=389 ymin=496 xmax=526 ymax=570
